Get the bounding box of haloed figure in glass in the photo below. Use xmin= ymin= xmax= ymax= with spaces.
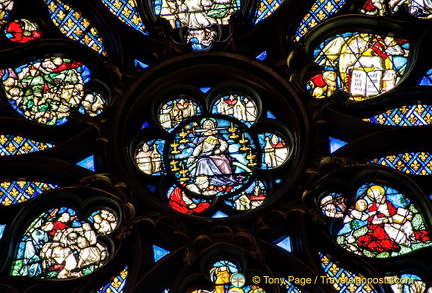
xmin=337 ymin=185 xmax=431 ymax=256
xmin=186 ymin=118 xmax=246 ymax=190
xmin=356 ymin=185 xmax=428 ymax=252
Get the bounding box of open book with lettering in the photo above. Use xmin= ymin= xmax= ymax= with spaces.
xmin=350 ymin=69 xmax=383 ymax=97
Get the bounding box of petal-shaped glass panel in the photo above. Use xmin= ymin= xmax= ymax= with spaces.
xmin=44 ymin=0 xmax=107 ymax=56
xmin=0 ymin=224 xmax=5 ymax=240
xmin=293 ymin=0 xmax=347 ymax=42
xmin=5 ymin=19 xmax=42 ymax=43
xmin=167 ymin=184 xmax=212 ymax=215
xmin=392 ymin=0 xmax=432 ymax=18
xmin=0 ymin=57 xmax=97 ymax=125
xmin=328 ymin=184 xmax=432 ymax=258
xmin=153 ymin=0 xmax=241 ymax=50
xmin=211 ymin=94 xmax=258 ymax=127
xmin=88 ymin=210 xmax=118 ymax=235
xmin=100 ymin=0 xmax=148 ymax=35
xmin=97 ymin=266 xmax=128 ymax=293
xmin=78 ymin=92 xmax=106 ymax=117
xmin=168 ymin=117 xmax=256 ymax=197
xmin=254 ymin=0 xmax=285 ymax=25
xmin=0 ymin=181 xmax=58 ymax=206
xmin=135 ymin=139 xmax=166 ymax=175
xmin=320 ymin=253 xmax=377 ymax=292
xmin=157 ymin=98 xmax=202 ymax=133
xmin=10 ymin=207 xmax=117 ymax=279
xmin=224 ymin=179 xmax=266 ymax=211
xmin=361 ymin=0 xmax=432 ymax=18
xmin=0 ymin=0 xmax=14 ymax=24
xmin=258 ymin=132 xmax=289 ymax=169
xmin=308 ymin=32 xmax=410 ymax=101
xmin=360 ymin=0 xmax=388 ymax=16
xmin=320 ymin=193 xmax=346 ymax=218
xmin=363 ymin=104 xmax=432 ymax=126
xmin=369 ymin=152 xmax=432 ymax=175
xmin=419 ymin=69 xmax=432 ymax=85
xmin=0 ymin=134 xmax=54 ymax=155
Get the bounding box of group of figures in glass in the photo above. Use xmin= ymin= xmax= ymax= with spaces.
xmin=11 ymin=208 xmax=118 ymax=279
xmin=0 ymin=56 xmax=105 ymax=125
xmin=320 ymin=184 xmax=431 ymax=257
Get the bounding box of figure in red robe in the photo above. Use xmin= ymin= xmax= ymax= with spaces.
xmin=169 ymin=186 xmax=210 ymax=214
xmin=357 ymin=185 xmax=430 ymax=252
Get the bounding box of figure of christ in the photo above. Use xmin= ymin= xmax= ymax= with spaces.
xmin=186 ymin=119 xmax=245 ymax=187
xmin=357 ymin=185 xmax=430 ymax=253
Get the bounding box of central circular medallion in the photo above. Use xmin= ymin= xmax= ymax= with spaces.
xmin=168 ymin=117 xmax=257 ymax=197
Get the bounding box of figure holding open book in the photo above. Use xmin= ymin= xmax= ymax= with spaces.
xmin=357 ymin=185 xmax=429 ymax=252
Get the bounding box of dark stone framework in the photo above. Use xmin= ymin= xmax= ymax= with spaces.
xmin=0 ymin=0 xmax=431 ymax=292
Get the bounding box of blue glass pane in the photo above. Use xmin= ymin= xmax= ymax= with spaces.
xmin=134 ymin=59 xmax=149 ymax=70
xmin=44 ymin=0 xmax=107 ymax=55
xmin=254 ymin=0 xmax=285 ymax=24
xmin=199 ymin=87 xmax=211 ymax=93
xmin=329 ymin=137 xmax=348 ymax=153
xmin=266 ymin=111 xmax=276 ymax=119
xmin=97 ymin=266 xmax=128 ymax=293
xmin=147 ymin=185 xmax=157 ymax=193
xmin=153 ymin=245 xmax=170 ymax=262
xmin=363 ymin=105 xmax=432 ymax=126
xmin=101 ymin=0 xmax=148 ymax=35
xmin=212 ymin=210 xmax=229 ymax=218
xmin=294 ymin=0 xmax=347 ymax=42
xmin=275 ymin=236 xmax=292 ymax=252
xmin=0 ymin=224 xmax=6 ymax=240
xmin=320 ymin=253 xmax=378 ymax=292
xmin=0 ymin=134 xmax=54 ymax=155
xmin=77 ymin=155 xmax=96 ymax=171
xmin=369 ymin=152 xmax=432 ymax=175
xmin=255 ymin=51 xmax=268 ymax=60
xmin=0 ymin=181 xmax=58 ymax=206
xmin=420 ymin=69 xmax=432 ymax=86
